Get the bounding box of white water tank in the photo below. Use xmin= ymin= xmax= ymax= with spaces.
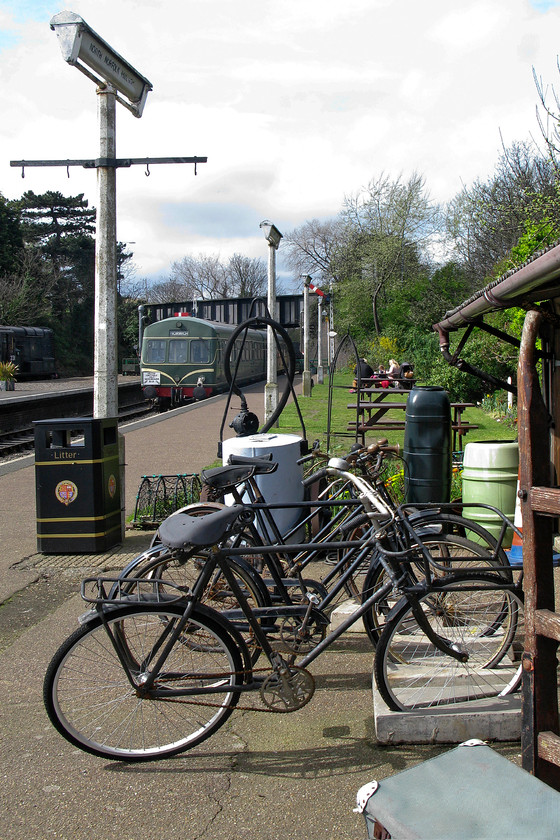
xmin=222 ymin=433 xmax=304 ymax=539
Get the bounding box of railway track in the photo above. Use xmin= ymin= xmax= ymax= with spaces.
xmin=0 ymin=380 xmax=153 ymax=459
xmin=0 ymin=401 xmax=154 ymax=459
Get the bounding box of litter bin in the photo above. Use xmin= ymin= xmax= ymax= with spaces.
xmin=34 ymin=417 xmax=124 ymax=554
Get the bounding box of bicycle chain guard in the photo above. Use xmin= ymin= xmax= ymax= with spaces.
xmin=259 ymin=665 xmax=315 ymax=712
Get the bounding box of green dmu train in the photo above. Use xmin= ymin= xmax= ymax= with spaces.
xmin=141 ymin=315 xmax=266 ymax=409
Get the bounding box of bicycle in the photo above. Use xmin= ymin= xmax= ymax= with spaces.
xmin=115 ymin=441 xmax=514 ymax=647
xmin=44 ymin=473 xmax=523 ymax=761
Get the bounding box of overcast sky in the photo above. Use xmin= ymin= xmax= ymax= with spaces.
xmin=1 ymin=0 xmax=560 ymax=290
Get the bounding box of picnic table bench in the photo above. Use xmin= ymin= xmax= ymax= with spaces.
xmin=346 ymin=385 xmax=477 ymax=449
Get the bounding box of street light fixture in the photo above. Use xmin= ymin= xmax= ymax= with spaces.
xmin=259 ymin=220 xmax=283 ymax=249
xmin=260 ymin=220 xmax=283 ymax=422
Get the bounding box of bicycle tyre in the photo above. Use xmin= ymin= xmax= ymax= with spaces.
xmin=373 ymin=573 xmax=524 ymax=712
xmin=361 ymin=533 xmax=513 ymax=648
xmin=44 ymin=603 xmax=245 ymax=761
xmin=407 ymin=511 xmax=512 ymax=571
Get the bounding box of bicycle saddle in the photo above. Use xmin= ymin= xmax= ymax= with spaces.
xmin=201 ymin=461 xmax=278 ymax=493
xmin=158 ymin=504 xmax=246 ymax=548
xmin=227 ymin=454 xmax=278 ymax=473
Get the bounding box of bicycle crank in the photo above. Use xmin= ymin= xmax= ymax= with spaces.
xmin=259 ymin=665 xmax=315 ymax=712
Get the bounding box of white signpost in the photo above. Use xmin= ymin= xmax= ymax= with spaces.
xmin=50 ymin=12 xmax=153 ymax=418
xmin=50 ymin=11 xmax=152 ymax=117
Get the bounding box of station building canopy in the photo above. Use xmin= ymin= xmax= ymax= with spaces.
xmin=432 ymin=240 xmax=560 ymax=394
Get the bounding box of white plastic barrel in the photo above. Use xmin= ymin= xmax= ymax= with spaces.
xmin=222 ymin=433 xmax=304 ymax=540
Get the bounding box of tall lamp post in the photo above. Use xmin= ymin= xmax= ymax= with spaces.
xmin=317 ymin=294 xmax=324 ymax=385
xmin=260 ymin=220 xmax=283 ymax=422
xmin=301 ymin=275 xmax=312 ymax=397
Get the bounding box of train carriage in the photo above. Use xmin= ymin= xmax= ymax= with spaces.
xmin=141 ymin=315 xmax=267 ymax=409
xmin=0 ymin=325 xmax=56 ymax=379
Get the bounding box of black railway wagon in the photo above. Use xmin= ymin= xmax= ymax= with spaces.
xmin=146 ymin=294 xmax=303 ymax=328
xmin=0 ymin=325 xmax=56 ymax=378
xmin=141 ymin=315 xmax=266 ymax=409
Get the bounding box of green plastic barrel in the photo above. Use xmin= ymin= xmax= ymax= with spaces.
xmin=404 ymin=386 xmax=452 ymax=504
xmin=462 ymin=440 xmax=518 ymax=548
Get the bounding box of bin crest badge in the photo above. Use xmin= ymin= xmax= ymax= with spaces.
xmin=108 ymin=474 xmax=117 ymax=498
xmin=55 ymin=480 xmax=78 ymax=506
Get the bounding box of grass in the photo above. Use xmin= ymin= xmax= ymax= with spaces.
xmin=274 ymin=372 xmax=518 ymax=455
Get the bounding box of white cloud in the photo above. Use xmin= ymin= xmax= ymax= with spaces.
xmin=1 ymin=0 xmax=560 ymax=285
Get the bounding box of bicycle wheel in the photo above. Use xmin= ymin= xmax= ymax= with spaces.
xmin=408 ymin=512 xmax=512 ymax=570
xmin=44 ymin=604 xmax=245 ymax=761
xmin=117 ymin=549 xmax=270 ymax=664
xmin=373 ymin=574 xmax=524 ymax=712
xmin=361 ymin=533 xmax=513 ymax=648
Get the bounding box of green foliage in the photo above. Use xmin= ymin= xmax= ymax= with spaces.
xmin=0 ymin=193 xmax=24 ymax=275
xmin=0 ymin=361 xmax=18 ymax=381
xmin=118 ymin=296 xmax=142 ymax=360
xmin=488 ymin=216 xmax=560 ymax=281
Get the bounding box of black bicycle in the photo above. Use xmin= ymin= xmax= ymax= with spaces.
xmin=44 ymin=470 xmax=523 ymax=761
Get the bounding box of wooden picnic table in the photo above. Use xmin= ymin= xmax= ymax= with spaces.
xmin=346 ymin=386 xmax=477 ymax=450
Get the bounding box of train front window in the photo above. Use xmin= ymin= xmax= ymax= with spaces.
xmin=168 ymin=339 xmax=188 ymax=363
xmin=190 ymin=339 xmax=211 ymax=364
xmin=145 ymin=339 xmax=166 ymax=363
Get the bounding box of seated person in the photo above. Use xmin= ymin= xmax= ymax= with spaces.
xmin=388 ymin=359 xmax=400 ymax=378
xmin=350 ymin=358 xmax=374 ymax=391
xmin=372 ymin=364 xmax=391 ymax=388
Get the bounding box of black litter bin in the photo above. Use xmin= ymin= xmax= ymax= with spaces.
xmin=34 ymin=417 xmax=123 ymax=554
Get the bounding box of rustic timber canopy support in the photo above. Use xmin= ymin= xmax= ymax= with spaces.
xmin=433 ymin=243 xmax=560 ymax=790
xmin=518 ymin=309 xmax=560 ymax=790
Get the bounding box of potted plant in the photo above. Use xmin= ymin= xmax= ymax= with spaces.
xmin=0 ymin=361 xmax=18 ymax=391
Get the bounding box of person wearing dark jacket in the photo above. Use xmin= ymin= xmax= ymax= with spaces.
xmin=350 ymin=358 xmax=374 ymax=391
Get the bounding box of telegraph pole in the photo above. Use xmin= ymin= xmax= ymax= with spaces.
xmin=11 ymin=12 xmax=206 ymax=419
xmin=95 ymin=82 xmax=118 ymax=417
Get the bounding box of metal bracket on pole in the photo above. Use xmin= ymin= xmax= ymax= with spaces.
xmin=11 ymin=156 xmax=207 ymax=177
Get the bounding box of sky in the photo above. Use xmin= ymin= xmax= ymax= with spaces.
xmin=1 ymin=0 xmax=560 ymax=290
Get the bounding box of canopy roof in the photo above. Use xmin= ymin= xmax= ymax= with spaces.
xmin=433 ymin=241 xmax=560 ymax=340
xmin=432 ymin=241 xmax=560 ymax=393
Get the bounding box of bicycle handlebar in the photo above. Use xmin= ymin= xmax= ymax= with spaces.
xmin=302 ymin=467 xmax=329 ymax=488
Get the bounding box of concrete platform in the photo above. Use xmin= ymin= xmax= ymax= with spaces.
xmin=373 ymin=684 xmax=521 ymax=744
